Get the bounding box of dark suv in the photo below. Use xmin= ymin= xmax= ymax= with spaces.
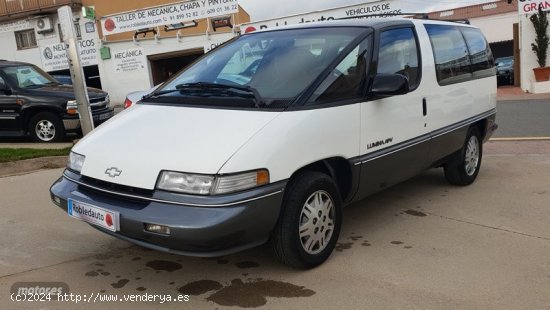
xmin=0 ymin=61 xmax=114 ymax=142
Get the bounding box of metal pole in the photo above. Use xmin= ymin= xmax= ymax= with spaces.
xmin=58 ymin=6 xmax=94 ymax=136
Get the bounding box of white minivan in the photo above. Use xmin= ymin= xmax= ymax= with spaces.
xmin=51 ymin=18 xmax=497 ymax=269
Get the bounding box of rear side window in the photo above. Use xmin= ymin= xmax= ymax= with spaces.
xmin=460 ymin=27 xmax=495 ymax=79
xmin=425 ymin=24 xmax=472 ymax=85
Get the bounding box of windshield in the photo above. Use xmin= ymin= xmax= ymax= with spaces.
xmin=154 ymin=27 xmax=367 ymax=107
xmin=0 ymin=65 xmax=59 ymax=89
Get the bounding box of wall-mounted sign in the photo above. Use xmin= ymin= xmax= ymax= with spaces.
xmin=241 ymin=0 xmax=414 ymax=33
xmin=112 ymin=47 xmax=147 ymax=73
xmin=518 ymin=0 xmax=550 ymax=15
xmin=82 ymin=6 xmax=95 ymax=19
xmin=211 ymin=15 xmax=232 ymax=31
xmin=0 ymin=20 xmax=31 ymax=33
xmin=85 ymin=22 xmax=95 ymax=33
xmin=40 ymin=39 xmax=98 ymax=72
xmin=101 ymin=0 xmax=239 ymax=35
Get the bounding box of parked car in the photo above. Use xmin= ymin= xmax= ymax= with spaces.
xmin=124 ymin=84 xmax=160 ymax=109
xmin=0 ymin=61 xmax=114 ymax=142
xmin=495 ymin=56 xmax=514 ymax=85
xmin=51 ymin=18 xmax=497 ymax=268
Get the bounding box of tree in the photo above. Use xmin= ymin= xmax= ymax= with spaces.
xmin=530 ymin=6 xmax=550 ymax=68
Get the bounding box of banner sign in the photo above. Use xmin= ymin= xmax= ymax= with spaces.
xmin=40 ymin=39 xmax=98 ymax=72
xmin=0 ymin=20 xmax=31 ymax=33
xmin=101 ymin=0 xmax=239 ymax=35
xmin=518 ymin=0 xmax=550 ymax=14
xmin=240 ymin=0 xmax=416 ymax=33
xmin=112 ymin=47 xmax=147 ymax=73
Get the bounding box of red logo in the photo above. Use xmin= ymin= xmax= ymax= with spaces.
xmin=104 ymin=18 xmax=116 ymax=32
xmin=244 ymin=26 xmax=256 ymax=34
xmin=105 ymin=214 xmax=113 ymax=227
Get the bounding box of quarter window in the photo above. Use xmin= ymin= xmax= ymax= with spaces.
xmin=460 ymin=27 xmax=495 ymax=79
xmin=15 ymin=29 xmax=37 ymax=50
xmin=307 ymin=36 xmax=371 ymax=104
xmin=377 ymin=28 xmax=421 ymax=89
xmin=425 ymin=24 xmax=472 ymax=85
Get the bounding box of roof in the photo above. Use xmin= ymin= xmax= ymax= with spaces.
xmin=243 ymin=17 xmax=476 ymax=35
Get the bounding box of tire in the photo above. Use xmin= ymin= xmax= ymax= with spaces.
xmin=444 ymin=127 xmax=483 ymax=186
xmin=29 ymin=112 xmax=65 ymax=142
xmin=271 ymin=171 xmax=342 ymax=269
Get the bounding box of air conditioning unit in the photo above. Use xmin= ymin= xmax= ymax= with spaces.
xmin=36 ymin=17 xmax=54 ymax=34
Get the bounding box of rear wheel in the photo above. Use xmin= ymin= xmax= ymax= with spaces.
xmin=29 ymin=112 xmax=65 ymax=142
xmin=271 ymin=171 xmax=342 ymax=269
xmin=444 ymin=127 xmax=482 ymax=185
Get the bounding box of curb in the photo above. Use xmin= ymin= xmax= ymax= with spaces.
xmin=490 ymin=137 xmax=550 ymax=142
xmin=0 ymin=156 xmax=67 ymax=178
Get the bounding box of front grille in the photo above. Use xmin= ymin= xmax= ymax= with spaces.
xmin=90 ymin=96 xmax=108 ymax=112
xmin=89 ymin=96 xmax=106 ymax=104
xmin=80 ymin=176 xmax=154 ymax=198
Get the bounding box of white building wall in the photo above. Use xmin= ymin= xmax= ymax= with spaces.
xmin=519 ymin=13 xmax=550 ymax=93
xmin=470 ymin=12 xmax=518 ymax=43
xmin=0 ymin=12 xmax=97 ymax=67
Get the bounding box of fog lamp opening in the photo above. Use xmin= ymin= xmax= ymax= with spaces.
xmin=144 ymin=223 xmax=171 ymax=235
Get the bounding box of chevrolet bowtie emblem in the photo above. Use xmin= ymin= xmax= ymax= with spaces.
xmin=105 ymin=167 xmax=122 ymax=178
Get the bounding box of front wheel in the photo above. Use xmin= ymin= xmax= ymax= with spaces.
xmin=29 ymin=112 xmax=66 ymax=142
xmin=271 ymin=171 xmax=342 ymax=269
xmin=444 ymin=127 xmax=482 ymax=186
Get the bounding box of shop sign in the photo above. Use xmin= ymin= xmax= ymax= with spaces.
xmin=101 ymin=0 xmax=239 ymax=35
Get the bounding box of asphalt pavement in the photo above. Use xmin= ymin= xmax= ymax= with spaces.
xmin=1 ymin=141 xmax=549 ymax=309
xmin=495 ymin=99 xmax=550 ymax=138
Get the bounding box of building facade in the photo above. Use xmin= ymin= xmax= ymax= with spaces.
xmin=0 ymin=0 xmax=250 ymax=103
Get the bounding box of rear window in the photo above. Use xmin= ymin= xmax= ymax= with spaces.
xmin=425 ymin=24 xmax=494 ymax=86
xmin=461 ymin=27 xmax=495 ymax=79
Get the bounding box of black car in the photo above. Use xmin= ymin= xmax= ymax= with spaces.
xmin=495 ymin=56 xmax=514 ymax=85
xmin=0 ymin=61 xmax=114 ymax=142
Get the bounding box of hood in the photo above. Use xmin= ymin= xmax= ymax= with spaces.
xmin=22 ymin=84 xmax=106 ymax=100
xmin=74 ymin=104 xmax=281 ymax=190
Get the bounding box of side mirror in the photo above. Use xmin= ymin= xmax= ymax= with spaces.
xmin=371 ymin=74 xmax=410 ymax=98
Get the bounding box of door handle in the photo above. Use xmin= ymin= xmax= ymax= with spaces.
xmin=422 ymin=98 xmax=427 ymax=116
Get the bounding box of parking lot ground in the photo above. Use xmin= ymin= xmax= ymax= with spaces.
xmin=1 ymin=141 xmax=549 ymax=309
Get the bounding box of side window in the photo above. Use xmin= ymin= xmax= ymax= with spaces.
xmin=377 ymin=28 xmax=421 ymax=89
xmin=0 ymin=76 xmax=6 ymax=88
xmin=307 ymin=36 xmax=371 ymax=104
xmin=425 ymin=24 xmax=472 ymax=85
xmin=460 ymin=27 xmax=495 ymax=79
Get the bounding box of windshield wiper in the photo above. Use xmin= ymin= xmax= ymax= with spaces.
xmin=144 ymin=82 xmax=266 ymax=108
xmin=176 ymin=82 xmax=266 ymax=108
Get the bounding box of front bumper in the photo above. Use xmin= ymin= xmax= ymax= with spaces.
xmin=50 ymin=170 xmax=286 ymax=257
xmin=62 ymin=107 xmax=115 ymax=132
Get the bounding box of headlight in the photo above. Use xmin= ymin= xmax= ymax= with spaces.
xmin=67 ymin=152 xmax=85 ymax=173
xmin=156 ymin=169 xmax=269 ymax=195
xmin=157 ymin=171 xmax=215 ymax=195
